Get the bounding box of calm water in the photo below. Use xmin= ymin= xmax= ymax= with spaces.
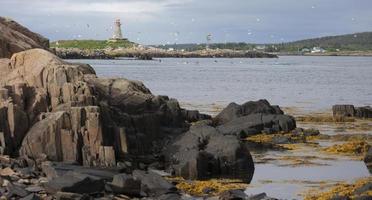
xmin=70 ymin=56 xmax=372 ymax=114
xmin=68 ymin=56 xmax=372 ymax=199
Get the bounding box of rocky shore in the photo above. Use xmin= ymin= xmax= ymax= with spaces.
xmin=1 ymin=16 xmax=371 ymax=200
xmin=0 ymin=48 xmax=296 ymax=199
xmin=54 ymin=47 xmax=278 ymax=59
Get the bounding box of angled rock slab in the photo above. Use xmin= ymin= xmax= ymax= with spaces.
xmin=43 ymin=171 xmax=105 ymax=194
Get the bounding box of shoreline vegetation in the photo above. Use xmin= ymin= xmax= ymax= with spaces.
xmin=50 ymin=36 xmax=372 ymax=59
xmin=50 ymin=41 xmax=278 ymax=59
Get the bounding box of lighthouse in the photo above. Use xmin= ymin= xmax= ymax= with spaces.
xmin=111 ymin=19 xmax=124 ymax=40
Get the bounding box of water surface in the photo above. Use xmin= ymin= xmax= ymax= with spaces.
xmin=71 ymin=56 xmax=372 ymax=114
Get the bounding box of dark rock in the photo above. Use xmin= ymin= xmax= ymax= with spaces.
xmin=330 ymin=196 xmax=351 ymax=200
xmin=164 ymin=123 xmax=254 ymax=183
xmin=354 ymin=195 xmax=372 ymax=200
xmin=132 ymin=170 xmax=177 ymax=197
xmin=182 ymin=109 xmax=211 ymax=122
xmin=157 ymin=193 xmax=182 ymax=200
xmin=355 ymin=106 xmax=372 ymax=118
xmin=271 ymin=135 xmax=290 ymax=144
xmin=7 ymin=183 xmax=30 ymax=197
xmin=108 ymin=173 xmax=141 ymax=196
xmin=20 ymin=193 xmax=41 ymax=200
xmin=219 ymin=189 xmax=247 ymax=200
xmin=332 ymin=105 xmax=356 ymax=117
xmin=353 ymin=182 xmax=372 ymax=195
xmin=41 ymin=162 xmax=117 ymax=180
xmin=215 ymin=99 xmax=284 ymax=124
xmin=302 ymin=128 xmax=320 ymax=137
xmin=247 ymin=193 xmax=277 ymax=200
xmin=43 ymin=171 xmax=105 ymax=194
xmin=55 ymin=192 xmax=90 ymax=200
xmin=333 ymin=105 xmax=372 ymax=119
xmin=25 ymin=186 xmax=44 ymax=193
xmin=202 ymin=187 xmax=216 ymax=194
xmin=217 ymin=114 xmax=296 ymax=137
xmin=364 ymin=147 xmax=372 ymax=173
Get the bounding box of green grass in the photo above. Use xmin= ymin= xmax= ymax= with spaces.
xmin=50 ymin=39 xmax=135 ymax=49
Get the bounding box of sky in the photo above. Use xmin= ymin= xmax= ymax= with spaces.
xmin=1 ymin=0 xmax=372 ymax=45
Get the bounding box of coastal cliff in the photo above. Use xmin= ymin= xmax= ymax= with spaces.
xmin=0 ymin=17 xmax=49 ymax=58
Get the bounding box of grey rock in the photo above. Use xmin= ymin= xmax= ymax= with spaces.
xmin=215 ymin=99 xmax=284 ymax=124
xmin=109 ymin=173 xmax=141 ymax=196
xmin=41 ymin=162 xmax=117 ymax=181
xmin=43 ymin=171 xmax=105 ymax=194
xmin=332 ymin=105 xmax=356 ymax=117
xmin=132 ymin=170 xmax=177 ymax=197
xmin=164 ymin=123 xmax=254 ymax=183
xmin=7 ymin=183 xmax=29 ymax=197
xmin=25 ymin=186 xmax=44 ymax=193
xmin=19 ymin=193 xmax=41 ymax=200
xmin=55 ymin=192 xmax=90 ymax=200
xmin=355 ymin=106 xmax=372 ymax=118
xmin=219 ymin=189 xmax=247 ymax=200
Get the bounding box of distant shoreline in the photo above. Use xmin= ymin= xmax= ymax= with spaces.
xmin=54 ymin=47 xmax=278 ymax=59
xmin=273 ymin=51 xmax=372 ymax=57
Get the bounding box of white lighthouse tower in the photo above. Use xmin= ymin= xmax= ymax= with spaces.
xmin=112 ymin=19 xmax=123 ymax=39
xmin=110 ymin=19 xmax=127 ymax=41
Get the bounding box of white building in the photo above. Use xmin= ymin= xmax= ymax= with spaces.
xmin=311 ymin=47 xmax=326 ymax=53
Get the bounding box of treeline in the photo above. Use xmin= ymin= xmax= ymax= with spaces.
xmin=155 ymin=32 xmax=372 ymax=52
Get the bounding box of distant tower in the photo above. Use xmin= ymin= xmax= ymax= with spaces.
xmin=112 ymin=19 xmax=123 ymax=40
xmin=206 ymin=34 xmax=212 ymax=50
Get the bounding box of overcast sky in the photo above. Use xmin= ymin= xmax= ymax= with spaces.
xmin=1 ymin=0 xmax=372 ymax=45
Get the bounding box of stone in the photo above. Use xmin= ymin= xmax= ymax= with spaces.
xmin=132 ymin=170 xmax=177 ymax=197
xmin=181 ymin=109 xmax=211 ymax=122
xmin=20 ymin=194 xmax=41 ymax=200
xmin=215 ymin=99 xmax=284 ymax=124
xmin=364 ymin=146 xmax=372 ymax=173
xmin=219 ymin=189 xmax=247 ymax=200
xmin=164 ymin=123 xmax=255 ymax=183
xmin=0 ymin=167 xmax=16 ymax=176
xmin=41 ymin=162 xmax=117 ymax=181
xmin=217 ymin=113 xmax=296 ymax=137
xmin=0 ymin=17 xmax=49 ymax=58
xmin=355 ymin=106 xmax=372 ymax=118
xmin=7 ymin=183 xmax=30 ymax=197
xmin=43 ymin=171 xmax=105 ymax=194
xmin=108 ymin=173 xmax=141 ymax=196
xmin=25 ymin=186 xmax=44 ymax=193
xmin=332 ymin=105 xmax=356 ymax=117
xmin=55 ymin=192 xmax=89 ymax=200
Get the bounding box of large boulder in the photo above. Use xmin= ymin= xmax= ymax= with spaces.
xmin=0 ymin=49 xmax=197 ymax=168
xmin=164 ymin=122 xmax=255 ymax=183
xmin=215 ymin=100 xmax=296 ymax=137
xmin=332 ymin=105 xmax=356 ymax=117
xmin=332 ymin=105 xmax=372 ymax=119
xmin=0 ymin=17 xmax=49 ymax=58
xmin=215 ymin=99 xmax=283 ymax=124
